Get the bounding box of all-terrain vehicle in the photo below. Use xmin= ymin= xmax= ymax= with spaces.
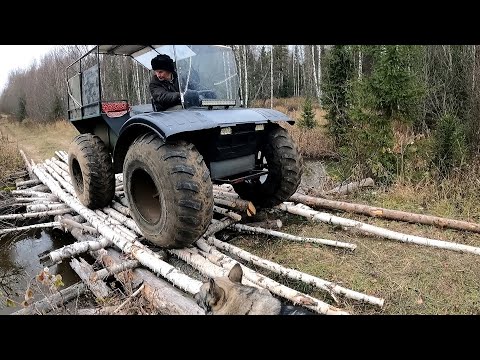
xmin=66 ymin=45 xmax=303 ymax=248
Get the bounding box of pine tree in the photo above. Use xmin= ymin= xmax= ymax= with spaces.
xmin=298 ymin=97 xmax=316 ymax=129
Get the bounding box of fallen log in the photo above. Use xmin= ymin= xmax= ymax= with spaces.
xmin=213 ymin=205 xmax=242 ymax=221
xmin=204 ymin=236 xmax=383 ymax=307
xmin=245 ymin=219 xmax=283 ymax=230
xmin=231 ymin=223 xmax=357 ymax=251
xmin=278 ymin=203 xmax=480 ymax=256
xmin=26 ymin=203 xmax=69 ymax=213
xmin=16 ymin=179 xmax=41 ymax=189
xmin=11 ymin=282 xmax=85 ymax=315
xmin=0 ymin=208 xmax=71 ymax=221
xmin=49 ymin=234 xmax=111 ymax=263
xmin=59 ymin=217 xmax=99 ymax=235
xmin=111 ymin=201 xmax=131 ymax=217
xmin=51 ymin=158 xmax=69 ymax=172
xmin=55 ymin=151 xmax=68 ymax=164
xmin=70 ymin=257 xmax=111 ymax=300
xmin=213 ymin=197 xmax=256 ymax=216
xmin=173 ymin=247 xmax=268 ymax=291
xmin=32 ymin=165 xmax=204 ymax=295
xmin=101 ymin=249 xmax=204 ymax=315
xmin=290 ymin=192 xmax=480 ymax=234
xmin=324 ymin=178 xmax=375 ymax=195
xmin=205 ymin=218 xmax=238 ymax=237
xmin=19 ymin=149 xmax=38 ymax=180
xmin=11 ymin=190 xmax=56 ymax=199
xmin=195 ymin=238 xmax=349 ymax=315
xmin=28 ymin=185 xmax=50 ymax=192
xmin=0 ymin=222 xmax=61 ymax=235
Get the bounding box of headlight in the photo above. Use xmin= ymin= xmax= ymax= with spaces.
xmin=220 ymin=127 xmax=232 ymax=135
xmin=255 ymin=124 xmax=264 ymax=131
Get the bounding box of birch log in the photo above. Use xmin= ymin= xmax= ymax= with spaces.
xmin=16 ymin=179 xmax=41 ymax=188
xmin=11 ymin=282 xmax=86 ymax=315
xmin=55 ymin=151 xmax=68 ymax=164
xmin=246 ymin=219 xmax=283 ymax=230
xmin=324 ymin=178 xmax=375 ymax=195
xmin=70 ymin=257 xmax=111 ymax=300
xmin=290 ymin=192 xmax=480 ymax=234
xmin=195 ymin=238 xmax=349 ymax=315
xmin=51 ymin=158 xmax=69 ymax=173
xmin=101 ymin=249 xmax=204 ymax=315
xmin=28 ymin=185 xmax=50 ymax=192
xmin=278 ymin=203 xmax=480 ymax=256
xmin=49 ymin=235 xmax=111 ymax=263
xmin=0 ymin=222 xmax=61 ymax=235
xmin=59 ymin=217 xmax=98 ymax=235
xmin=32 ymin=165 xmax=204 ymax=295
xmin=213 ymin=206 xmax=242 ymax=221
xmin=111 ymin=201 xmax=131 ymax=217
xmin=204 ymin=218 xmax=238 ymax=237
xmin=214 ymin=197 xmax=256 ymax=216
xmin=26 ymin=203 xmax=69 ymax=213
xmin=205 ymin=236 xmax=383 ymax=307
xmin=46 ymin=159 xmax=71 ymax=181
xmin=19 ymin=149 xmax=37 ymax=180
xmin=231 ymin=223 xmax=357 ymax=250
xmin=0 ymin=208 xmax=71 ymax=220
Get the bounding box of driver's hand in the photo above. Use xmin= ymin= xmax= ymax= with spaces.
xmin=183 ymin=90 xmax=200 ymax=107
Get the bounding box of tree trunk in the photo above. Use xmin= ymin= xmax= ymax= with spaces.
xmin=324 ymin=178 xmax=375 ymax=195
xmin=101 ymin=249 xmax=204 ymax=315
xmin=278 ymin=202 xmax=480 ymax=256
xmin=0 ymin=222 xmax=61 ymax=235
xmin=196 ymin=238 xmax=349 ymax=315
xmin=270 ymin=45 xmax=273 ymax=109
xmin=205 ymin=236 xmax=383 ymax=307
xmin=213 ymin=205 xmax=242 ymax=221
xmin=232 ymin=223 xmax=357 ymax=250
xmin=290 ymin=192 xmax=480 ymax=234
xmin=11 ymin=283 xmax=86 ymax=315
xmin=69 ymin=257 xmax=111 ymax=300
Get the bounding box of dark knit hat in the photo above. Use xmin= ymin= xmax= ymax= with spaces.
xmin=151 ymin=54 xmax=175 ymax=72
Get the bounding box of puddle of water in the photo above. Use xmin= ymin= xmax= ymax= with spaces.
xmin=0 ymin=228 xmax=80 ymax=315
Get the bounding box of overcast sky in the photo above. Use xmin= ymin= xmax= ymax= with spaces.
xmin=0 ymin=45 xmax=58 ymax=92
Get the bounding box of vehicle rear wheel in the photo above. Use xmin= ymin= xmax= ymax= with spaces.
xmin=233 ymin=126 xmax=303 ymax=208
xmin=68 ymin=133 xmax=115 ymax=209
xmin=123 ymin=133 xmax=213 ymax=248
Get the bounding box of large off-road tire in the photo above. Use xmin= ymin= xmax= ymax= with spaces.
xmin=233 ymin=126 xmax=303 ymax=208
xmin=123 ymin=133 xmax=213 ymax=248
xmin=68 ymin=133 xmax=115 ymax=209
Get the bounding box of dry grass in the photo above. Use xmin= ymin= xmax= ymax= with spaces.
xmin=256 ymin=97 xmax=336 ymax=159
xmin=0 ymin=130 xmax=24 ymax=186
xmin=0 ymin=116 xmax=78 ymax=163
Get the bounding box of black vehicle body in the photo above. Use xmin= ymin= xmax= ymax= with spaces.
xmin=66 ymin=45 xmax=303 ymax=248
xmin=66 ymin=45 xmax=294 ymax=184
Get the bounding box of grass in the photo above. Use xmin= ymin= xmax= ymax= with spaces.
xmin=0 ymin=129 xmax=24 ymax=187
xmin=0 ymin=116 xmax=78 ymax=163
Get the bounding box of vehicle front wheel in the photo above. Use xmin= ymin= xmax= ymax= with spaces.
xmin=123 ymin=133 xmax=213 ymax=248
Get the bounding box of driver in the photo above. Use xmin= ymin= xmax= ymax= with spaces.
xmin=149 ymin=54 xmax=200 ymax=111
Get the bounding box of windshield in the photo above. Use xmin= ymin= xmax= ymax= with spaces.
xmin=176 ymin=45 xmax=241 ymax=108
xmin=132 ymin=45 xmax=241 ymax=109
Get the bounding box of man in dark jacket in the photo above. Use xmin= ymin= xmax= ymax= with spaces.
xmin=149 ymin=54 xmax=200 ymax=111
